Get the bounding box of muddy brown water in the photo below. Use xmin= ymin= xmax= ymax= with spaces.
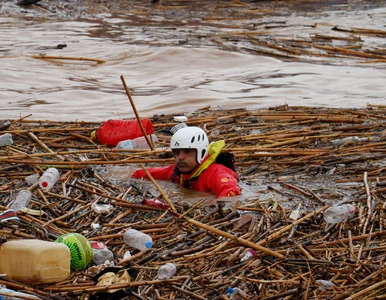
xmin=1 ymin=0 xmax=385 ymax=207
xmin=1 ymin=0 xmax=385 ymax=122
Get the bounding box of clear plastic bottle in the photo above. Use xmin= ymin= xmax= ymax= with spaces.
xmin=115 ymin=134 xmax=158 ymax=150
xmin=9 ymin=190 xmax=32 ymax=211
xmin=240 ymin=249 xmax=256 ymax=262
xmin=323 ymin=204 xmax=356 ymax=224
xmin=157 ymin=263 xmax=177 ymax=280
xmin=227 ymin=287 xmax=246 ymax=299
xmin=39 ymin=168 xmax=60 ymax=191
xmin=123 ymin=229 xmax=153 ymax=251
xmin=0 ymin=133 xmax=13 ymax=147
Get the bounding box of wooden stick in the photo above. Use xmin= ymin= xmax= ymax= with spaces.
xmin=120 ymin=75 xmax=154 ymax=150
xmin=27 ymin=132 xmax=65 ymax=161
xmin=258 ymin=205 xmax=329 ymax=246
xmin=32 ymin=54 xmax=105 ymax=64
xmin=139 ymin=163 xmax=177 ymax=212
xmin=183 ymin=216 xmax=285 ymax=259
xmin=42 ymin=202 xmax=93 ymax=227
xmin=362 ymin=171 xmax=372 ymax=234
xmin=345 ymin=279 xmax=386 ymax=300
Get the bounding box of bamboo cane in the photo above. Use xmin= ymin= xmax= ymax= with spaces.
xmin=120 ymin=75 xmax=154 ymax=151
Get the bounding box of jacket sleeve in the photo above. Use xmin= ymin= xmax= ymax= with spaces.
xmin=205 ymin=164 xmax=241 ymax=199
xmin=132 ymin=165 xmax=176 ymax=181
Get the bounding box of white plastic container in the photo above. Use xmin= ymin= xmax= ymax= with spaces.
xmin=115 ymin=134 xmax=158 ymax=150
xmin=123 ymin=229 xmax=153 ymax=250
xmin=157 ymin=263 xmax=177 ymax=279
xmin=0 ymin=239 xmax=71 ymax=284
xmin=0 ymin=133 xmax=13 ymax=147
xmin=323 ymin=204 xmax=356 ymax=224
xmin=9 ymin=190 xmax=32 ymax=211
xmin=39 ymin=168 xmax=60 ymax=191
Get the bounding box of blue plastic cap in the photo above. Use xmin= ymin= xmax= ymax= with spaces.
xmin=145 ymin=241 xmax=153 ymax=248
xmin=227 ymin=287 xmax=234 ymax=293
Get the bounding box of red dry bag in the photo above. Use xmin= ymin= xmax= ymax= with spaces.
xmin=91 ymin=119 xmax=154 ymax=146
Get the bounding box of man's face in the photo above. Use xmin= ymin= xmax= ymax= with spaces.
xmin=173 ymin=149 xmax=198 ymax=174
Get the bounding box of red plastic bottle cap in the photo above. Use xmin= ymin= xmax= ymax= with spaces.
xmin=42 ymin=181 xmax=48 ymax=188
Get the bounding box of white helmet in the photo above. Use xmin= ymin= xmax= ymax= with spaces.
xmin=170 ymin=126 xmax=209 ymax=164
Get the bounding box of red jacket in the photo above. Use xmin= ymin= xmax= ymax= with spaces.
xmin=132 ymin=162 xmax=241 ymax=199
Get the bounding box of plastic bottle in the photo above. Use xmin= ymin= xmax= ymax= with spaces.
xmin=0 ymin=133 xmax=13 ymax=147
xmin=0 ymin=239 xmax=71 ymax=284
xmin=240 ymin=249 xmax=256 ymax=262
xmin=123 ymin=228 xmax=153 ymax=251
xmin=157 ymin=263 xmax=177 ymax=280
xmin=9 ymin=190 xmax=32 ymax=211
xmin=91 ymin=119 xmax=154 ymax=146
xmin=227 ymin=287 xmax=246 ymax=299
xmin=323 ymin=204 xmax=356 ymax=224
xmin=0 ymin=287 xmax=41 ymax=300
xmin=39 ymin=168 xmax=60 ymax=191
xmin=142 ymin=198 xmax=170 ymax=210
xmin=115 ymin=134 xmax=158 ymax=150
xmin=90 ymin=241 xmax=114 ymax=265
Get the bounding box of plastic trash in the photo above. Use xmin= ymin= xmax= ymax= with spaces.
xmin=323 ymin=204 xmax=356 ymax=224
xmin=289 ymin=204 xmax=302 ymax=221
xmin=115 ymin=134 xmax=158 ymax=150
xmin=227 ymin=287 xmax=247 ymax=299
xmin=25 ymin=173 xmax=39 ymax=185
xmin=240 ymin=249 xmax=256 ymax=262
xmin=122 ymin=250 xmax=132 ymax=260
xmin=92 ymin=203 xmax=113 ymax=214
xmin=142 ymin=198 xmax=170 ymax=210
xmin=173 ymin=116 xmax=188 ymax=122
xmin=91 ymin=119 xmax=154 ymax=146
xmin=0 ymin=239 xmax=71 ymax=284
xmin=39 ymin=168 xmax=60 ymax=191
xmin=0 ymin=287 xmax=41 ymax=299
xmin=0 ymin=133 xmax=13 ymax=147
xmin=0 ymin=209 xmax=19 ymax=223
xmin=9 ymin=190 xmax=31 ymax=211
xmin=315 ymin=279 xmax=335 ymax=291
xmin=157 ymin=263 xmax=177 ymax=279
xmin=123 ymin=229 xmax=153 ymax=251
xmin=0 ymin=120 xmax=11 ymax=131
xmin=331 ymin=136 xmax=371 ymax=146
xmin=90 ymin=242 xmax=114 ymax=265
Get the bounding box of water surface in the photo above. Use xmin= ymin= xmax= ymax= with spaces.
xmin=1 ymin=0 xmax=385 ymax=121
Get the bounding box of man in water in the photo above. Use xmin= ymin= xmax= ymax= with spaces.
xmin=132 ymin=126 xmax=241 ymax=199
